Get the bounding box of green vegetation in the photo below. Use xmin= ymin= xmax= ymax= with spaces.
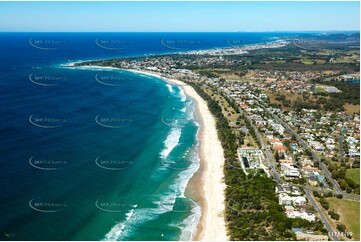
xmin=346 ymin=168 xmax=360 ymax=185
xmin=189 ymin=82 xmax=327 ymax=240
xmin=337 ymin=223 xmax=346 ymax=232
xmin=314 ymin=80 xmax=360 ymax=106
xmin=328 ymin=210 xmax=340 ymax=220
xmin=327 ymin=160 xmax=360 ymax=194
xmin=270 ymin=84 xmax=359 ymax=112
xmin=327 ymin=197 xmax=360 ymax=240
xmin=319 ymin=197 xmax=330 ymax=210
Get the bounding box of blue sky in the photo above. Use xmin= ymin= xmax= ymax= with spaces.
xmin=0 ymin=1 xmax=359 ymax=32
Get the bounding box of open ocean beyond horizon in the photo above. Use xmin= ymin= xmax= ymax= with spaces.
xmin=0 ymin=32 xmax=297 ymax=241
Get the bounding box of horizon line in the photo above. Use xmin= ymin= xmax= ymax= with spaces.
xmin=0 ymin=30 xmax=360 ymax=33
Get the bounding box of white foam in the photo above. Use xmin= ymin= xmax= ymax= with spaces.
xmin=101 ymin=218 xmax=128 ymax=240
xmin=160 ymin=128 xmax=182 ymax=159
xmin=103 ymin=204 xmax=172 ymax=241
xmin=178 ymin=202 xmax=202 ymax=241
xmin=178 ymin=88 xmax=187 ymax=102
xmin=166 ymin=83 xmax=173 ymax=93
xmin=102 ymin=101 xmax=201 ymax=241
xmin=102 ymin=208 xmax=135 ymax=241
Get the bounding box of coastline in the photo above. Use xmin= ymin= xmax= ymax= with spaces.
xmin=69 ymin=65 xmax=228 ymax=241
xmin=127 ymin=69 xmax=228 ymax=241
xmin=132 ymin=69 xmax=227 ymax=241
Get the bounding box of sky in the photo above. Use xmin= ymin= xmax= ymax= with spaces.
xmin=0 ymin=1 xmax=359 ymax=32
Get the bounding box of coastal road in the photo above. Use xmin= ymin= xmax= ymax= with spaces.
xmin=304 ymin=188 xmax=339 ymax=241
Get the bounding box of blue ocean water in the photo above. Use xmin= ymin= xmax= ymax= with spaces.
xmin=0 ymin=32 xmax=297 ymax=241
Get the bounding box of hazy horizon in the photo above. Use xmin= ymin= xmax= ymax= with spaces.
xmin=0 ymin=1 xmax=359 ymax=32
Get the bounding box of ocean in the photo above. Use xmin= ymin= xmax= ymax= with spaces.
xmin=0 ymin=32 xmax=297 ymax=241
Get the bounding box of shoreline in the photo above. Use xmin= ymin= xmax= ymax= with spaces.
xmin=127 ymin=69 xmax=228 ymax=241
xmin=67 ymin=65 xmax=228 ymax=240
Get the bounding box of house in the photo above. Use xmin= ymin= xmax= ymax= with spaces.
xmin=275 ymin=186 xmax=285 ymax=193
xmin=282 ymin=164 xmax=301 ymax=178
xmin=285 ymin=170 xmax=301 ymax=178
xmin=307 ymin=176 xmax=318 ymax=186
xmin=286 ymin=211 xmax=315 ymax=222
xmin=279 ymin=193 xmax=292 ymax=205
xmin=276 ymin=184 xmax=292 ymax=194
xmin=279 ymin=159 xmax=294 ymax=164
xmin=302 ymin=166 xmax=318 ymax=174
xmin=292 ymin=186 xmax=302 ymax=196
xmin=285 ymin=205 xmax=295 ymax=212
xmin=292 ymin=196 xmax=307 ymax=206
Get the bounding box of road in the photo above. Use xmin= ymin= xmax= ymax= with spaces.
xmin=338 ymin=136 xmax=344 ymax=162
xmin=304 ymin=188 xmax=339 ymax=241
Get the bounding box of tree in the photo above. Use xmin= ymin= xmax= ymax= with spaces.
xmin=339 ymin=179 xmax=349 ymax=190
xmin=346 ymin=178 xmax=357 ymax=189
xmin=319 ymin=197 xmax=329 ymax=210
xmin=336 ymin=223 xmax=346 ymax=233
xmin=275 ymin=152 xmax=280 ymax=162
xmin=328 ymin=210 xmax=340 ymax=220
xmin=313 ymin=191 xmax=320 ymax=198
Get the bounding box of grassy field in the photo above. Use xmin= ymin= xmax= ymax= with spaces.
xmin=315 ymin=84 xmax=339 ymax=93
xmin=194 ymin=68 xmax=259 ymax=83
xmin=344 ymin=104 xmax=360 ymax=114
xmin=265 ymin=91 xmax=326 ymax=106
xmin=327 ymin=198 xmax=360 ymax=241
xmin=203 ymin=86 xmax=239 ymax=126
xmin=316 ymin=86 xmax=327 ymax=93
xmin=346 ymin=168 xmax=360 ymax=185
xmin=301 ymin=59 xmax=314 ymax=65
